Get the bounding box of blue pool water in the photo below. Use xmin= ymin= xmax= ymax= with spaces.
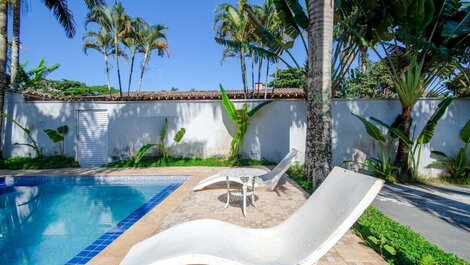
xmin=0 ymin=176 xmax=188 ymax=265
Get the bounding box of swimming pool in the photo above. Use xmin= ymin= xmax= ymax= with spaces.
xmin=0 ymin=175 xmax=189 ymax=265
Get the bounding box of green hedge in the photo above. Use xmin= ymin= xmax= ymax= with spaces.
xmin=354 ymin=207 xmax=468 ymax=265
xmin=1 ymin=156 xmax=79 ymax=169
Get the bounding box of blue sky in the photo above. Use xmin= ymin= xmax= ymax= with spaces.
xmin=20 ymin=0 xmax=306 ymax=91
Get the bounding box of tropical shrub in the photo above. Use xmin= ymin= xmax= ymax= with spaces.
xmin=348 ymin=114 xmax=399 ymax=183
xmin=220 ymin=84 xmax=271 ymax=159
xmin=133 ymin=118 xmax=186 ymax=165
xmin=1 ymin=156 xmax=79 ymax=169
xmin=44 ymin=125 xmax=69 ymax=157
xmin=1 ymin=112 xmax=42 ymax=157
xmin=373 ymin=97 xmax=454 ymax=181
xmin=268 ymin=68 xmax=305 ymax=89
xmin=17 ymin=59 xmax=60 ymax=89
xmin=429 ymin=118 xmax=470 ymax=183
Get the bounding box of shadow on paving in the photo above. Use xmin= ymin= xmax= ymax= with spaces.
xmin=380 ymin=184 xmax=470 ymax=232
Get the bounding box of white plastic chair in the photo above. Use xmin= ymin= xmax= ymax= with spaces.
xmin=121 ymin=167 xmax=384 ymax=265
xmin=193 ymin=148 xmax=299 ymax=192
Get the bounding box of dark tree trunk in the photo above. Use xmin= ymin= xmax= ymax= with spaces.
xmin=360 ymin=46 xmax=368 ymax=74
xmin=393 ymin=106 xmax=412 ymax=182
xmin=240 ymin=50 xmax=247 ymax=99
xmin=127 ymin=53 xmax=136 ymax=96
xmin=0 ymin=1 xmax=8 ymax=158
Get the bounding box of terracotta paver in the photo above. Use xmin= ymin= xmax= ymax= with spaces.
xmin=2 ymin=167 xmax=387 ymax=265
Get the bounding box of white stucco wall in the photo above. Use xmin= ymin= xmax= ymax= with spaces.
xmin=2 ymin=92 xmax=469 ymax=176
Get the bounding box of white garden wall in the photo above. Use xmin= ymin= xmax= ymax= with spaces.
xmin=2 ymin=92 xmax=469 ymax=177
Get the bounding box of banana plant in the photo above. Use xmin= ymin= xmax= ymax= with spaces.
xmin=220 ymin=84 xmax=272 ymax=159
xmin=371 ymin=97 xmax=453 ymax=181
xmin=429 ymin=118 xmax=470 ymax=180
xmin=2 ymin=112 xmax=42 ymax=157
xmin=44 ymin=125 xmax=69 ymax=157
xmin=350 ymin=114 xmax=400 ymax=182
xmin=133 ymin=118 xmax=186 ymax=165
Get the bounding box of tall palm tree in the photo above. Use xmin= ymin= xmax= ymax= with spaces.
xmin=305 ymin=0 xmax=334 ymax=186
xmin=9 ymin=0 xmax=105 ymax=92
xmin=83 ymin=27 xmax=115 ymax=92
xmin=0 ymin=0 xmax=8 ymax=157
xmin=214 ymin=0 xmax=254 ymax=98
xmin=86 ymin=2 xmax=131 ymax=98
xmin=137 ymin=22 xmax=168 ymax=93
xmin=123 ymin=17 xmax=145 ymax=95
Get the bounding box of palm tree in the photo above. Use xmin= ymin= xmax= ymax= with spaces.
xmin=86 ymin=2 xmax=131 ymax=98
xmin=83 ymin=27 xmax=115 ymax=92
xmin=9 ymin=0 xmax=105 ymax=92
xmin=305 ymin=0 xmax=334 ymax=186
xmin=123 ymin=17 xmax=145 ymax=95
xmin=0 ymin=0 xmax=7 ymax=157
xmin=137 ymin=22 xmax=168 ymax=93
xmin=214 ymin=0 xmax=254 ymax=98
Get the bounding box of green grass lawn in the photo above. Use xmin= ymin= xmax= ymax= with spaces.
xmin=287 ymin=164 xmax=468 ymax=265
xmin=1 ymin=156 xmax=79 ymax=169
xmin=104 ymin=156 xmax=275 ymax=168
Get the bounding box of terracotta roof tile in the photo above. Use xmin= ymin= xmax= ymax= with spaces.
xmin=22 ymin=88 xmax=305 ymax=102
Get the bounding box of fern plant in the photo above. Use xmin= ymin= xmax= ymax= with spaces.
xmin=220 ymin=84 xmax=272 ymax=159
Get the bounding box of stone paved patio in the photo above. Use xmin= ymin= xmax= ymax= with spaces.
xmin=2 ymin=167 xmax=387 ymax=264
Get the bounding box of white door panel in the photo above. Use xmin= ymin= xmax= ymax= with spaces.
xmin=78 ymin=110 xmax=108 ymax=167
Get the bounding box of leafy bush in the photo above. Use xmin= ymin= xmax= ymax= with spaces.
xmin=268 ymin=67 xmax=306 ymax=89
xmin=354 ymin=207 xmax=468 ymax=265
xmin=286 ymin=163 xmax=314 ymax=194
xmin=105 ymin=156 xmax=274 ymax=168
xmin=1 ymin=156 xmax=79 ymax=169
xmin=44 ymin=125 xmax=69 ymax=156
xmin=25 ymin=79 xmax=118 ymax=97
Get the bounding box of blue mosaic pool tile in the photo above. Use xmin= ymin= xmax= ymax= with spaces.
xmin=65 ymin=182 xmax=186 ymax=265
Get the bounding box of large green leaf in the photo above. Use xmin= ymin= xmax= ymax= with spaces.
xmin=173 ymin=128 xmax=186 ymax=143
xmin=353 ymin=114 xmax=386 ymax=142
xmin=247 ymin=100 xmax=272 ymax=117
xmin=220 ymin=84 xmax=237 ymax=124
xmin=134 ymin=144 xmax=157 ymax=165
xmin=460 ymin=118 xmax=470 ymax=143
xmin=417 ymin=97 xmax=453 ymax=144
xmin=160 ymin=118 xmax=168 ymax=144
xmin=44 ymin=129 xmax=64 ymax=143
xmin=57 ymin=125 xmax=69 ymax=135
xmin=455 ymin=147 xmax=467 ymax=168
xmin=371 ymin=117 xmax=413 ymax=146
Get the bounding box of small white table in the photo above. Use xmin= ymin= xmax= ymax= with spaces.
xmin=220 ymin=168 xmax=267 ymax=217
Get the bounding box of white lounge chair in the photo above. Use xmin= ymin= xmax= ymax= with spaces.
xmin=193 ymin=148 xmax=300 ymax=192
xmin=121 ymin=167 xmax=384 ymax=265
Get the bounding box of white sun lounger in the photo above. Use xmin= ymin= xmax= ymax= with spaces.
xmin=121 ymin=167 xmax=384 ymax=265
xmin=193 ymin=148 xmax=300 ymax=192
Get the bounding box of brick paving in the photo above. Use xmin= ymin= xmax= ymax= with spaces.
xmin=2 ymin=167 xmax=387 ymax=264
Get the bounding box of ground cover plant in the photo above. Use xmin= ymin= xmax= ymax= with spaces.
xmin=1 ymin=156 xmax=79 ymax=169
xmin=105 ymin=156 xmax=274 ymax=168
xmin=287 ymin=164 xmax=468 ymax=264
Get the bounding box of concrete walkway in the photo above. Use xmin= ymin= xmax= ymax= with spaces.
xmin=373 ymin=183 xmax=470 ymax=261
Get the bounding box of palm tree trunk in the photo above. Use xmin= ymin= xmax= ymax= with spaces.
xmin=104 ymin=54 xmax=111 ymax=93
xmin=0 ymin=1 xmax=8 ymax=158
xmin=240 ymin=50 xmax=247 ymax=99
xmin=393 ymin=106 xmax=412 ymax=182
xmin=271 ymin=63 xmax=278 ymax=98
xmin=114 ymin=37 xmax=123 ymax=98
xmin=360 ymin=46 xmax=368 ymax=74
xmin=127 ymin=52 xmax=136 ymax=96
xmin=304 ymin=0 xmax=334 ymax=188
xmin=137 ymin=52 xmax=149 ymax=93
xmin=264 ymin=60 xmax=269 ymax=99
xmin=251 ymin=52 xmax=255 ymax=98
xmin=10 ymin=0 xmax=20 ymax=92
xmin=257 ymin=58 xmax=263 ymax=98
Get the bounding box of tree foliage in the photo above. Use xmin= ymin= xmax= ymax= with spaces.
xmin=268 ymin=67 xmax=305 ymax=88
